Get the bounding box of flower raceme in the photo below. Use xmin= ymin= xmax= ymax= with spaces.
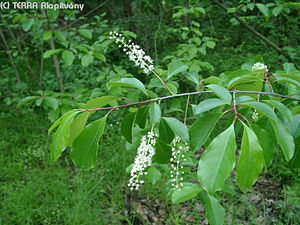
xmin=109 ymin=31 xmax=154 ymax=74
xmin=128 ymin=131 xmax=157 ymax=191
xmin=252 ymin=62 xmax=268 ymax=72
xmin=169 ymin=137 xmax=189 ymax=191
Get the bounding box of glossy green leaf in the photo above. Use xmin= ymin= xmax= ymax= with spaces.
xmin=44 ymin=97 xmax=59 ymax=110
xmin=50 ymin=110 xmax=80 ymax=160
xmin=135 ymin=106 xmax=149 ymax=129
xmin=290 ymin=115 xmax=300 ymax=139
xmin=81 ymin=54 xmax=94 ymax=67
xmin=172 ymin=184 xmax=203 ymax=204
xmin=167 ymin=60 xmax=188 ymax=80
xmin=68 ymin=112 xmax=90 ymax=146
xmin=147 ymin=166 xmax=161 ymax=184
xmin=71 ymin=116 xmax=106 ymax=169
xmin=237 ymin=124 xmax=264 ymax=190
xmin=251 ymin=123 xmax=275 ymax=168
xmin=275 ymin=72 xmax=300 ymax=83
xmin=264 ymin=100 xmax=292 ymax=122
xmin=153 ymin=139 xmax=172 ymax=164
xmin=197 ymin=124 xmax=236 ymax=194
xmin=205 ymin=194 xmax=225 ymax=225
xmin=44 ymin=49 xmax=63 ymax=58
xmin=159 ymin=118 xmax=175 ymax=144
xmin=206 ymin=41 xmax=216 ymax=49
xmin=62 ymin=50 xmax=75 ymax=66
xmin=256 ymin=3 xmax=269 ymax=17
xmin=17 ymin=96 xmax=39 ymax=108
xmin=109 ymin=78 xmax=148 ymax=96
xmin=227 ymin=75 xmax=260 ymax=89
xmin=193 ymin=98 xmax=226 ymax=115
xmin=185 ymin=71 xmax=199 ymax=85
xmin=204 ymin=76 xmax=220 ymax=84
xmin=163 ymin=117 xmax=189 ymax=142
xmin=84 ymin=96 xmax=119 ymax=109
xmin=22 ymin=18 xmax=34 ymax=31
xmin=189 ymin=112 xmax=222 ymax=151
xmin=149 ymin=102 xmax=161 ymax=123
xmin=272 ymin=121 xmax=295 ymax=161
xmin=121 ymin=112 xmax=136 ymax=143
xmin=43 ymin=30 xmax=52 ymax=40
xmin=207 ymin=84 xmax=232 ymax=104
xmin=243 ymin=101 xmax=277 ymax=122
xmin=48 ymin=116 xmax=62 ymax=135
xmin=78 ymin=29 xmax=92 ymax=39
xmin=275 ymin=76 xmax=300 ymax=88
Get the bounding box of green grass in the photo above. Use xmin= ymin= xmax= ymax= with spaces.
xmin=1 ymin=111 xmax=299 ymax=224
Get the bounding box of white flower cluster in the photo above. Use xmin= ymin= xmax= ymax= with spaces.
xmin=252 ymin=109 xmax=259 ymax=121
xmin=128 ymin=131 xmax=157 ymax=190
xmin=170 ymin=137 xmax=188 ymax=191
xmin=109 ymin=31 xmax=154 ymax=74
xmin=252 ymin=62 xmax=268 ymax=72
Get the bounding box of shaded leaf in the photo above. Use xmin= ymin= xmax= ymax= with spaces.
xmin=135 ymin=106 xmax=149 ymax=129
xmin=189 ymin=112 xmax=222 ymax=151
xmin=159 ymin=118 xmax=175 ymax=144
xmin=163 ymin=117 xmax=189 ymax=142
xmin=149 ymin=102 xmax=161 ymax=123
xmin=109 ymin=78 xmax=148 ymax=96
xmin=147 ymin=166 xmax=161 ymax=184
xmin=121 ymin=112 xmax=136 ymax=143
xmin=71 ymin=116 xmax=106 ymax=169
xmin=237 ymin=124 xmax=264 ymax=190
xmin=153 ymin=139 xmax=172 ymax=164
xmin=243 ymin=101 xmax=277 ymax=122
xmin=62 ymin=50 xmax=75 ymax=66
xmin=167 ymin=60 xmax=188 ymax=80
xmin=78 ymin=29 xmax=92 ymax=39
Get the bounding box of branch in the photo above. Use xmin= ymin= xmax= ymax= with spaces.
xmin=80 ymin=90 xmax=299 ymax=112
xmin=211 ymin=0 xmax=300 ymax=70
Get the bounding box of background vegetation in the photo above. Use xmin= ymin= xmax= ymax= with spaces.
xmin=0 ymin=0 xmax=299 ymax=224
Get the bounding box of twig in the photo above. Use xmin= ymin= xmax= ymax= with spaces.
xmin=80 ymin=90 xmax=299 ymax=112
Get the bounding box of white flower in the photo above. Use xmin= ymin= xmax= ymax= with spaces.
xmin=169 ymin=137 xmax=189 ymax=191
xmin=109 ymin=31 xmax=154 ymax=74
xmin=128 ymin=131 xmax=157 ymax=190
xmin=252 ymin=62 xmax=268 ymax=72
xmin=252 ymin=109 xmax=259 ymax=121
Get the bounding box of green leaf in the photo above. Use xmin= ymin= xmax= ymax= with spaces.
xmin=197 ymin=124 xmax=236 ymax=194
xmin=109 ymin=78 xmax=148 ymax=96
xmin=204 ymin=76 xmax=220 ymax=84
xmin=43 ymin=30 xmax=52 ymax=41
xmin=272 ymin=6 xmax=283 ymax=17
xmin=122 ymin=30 xmax=137 ymax=39
xmin=135 ymin=106 xmax=149 ymax=129
xmin=50 ymin=110 xmax=80 ymax=160
xmin=48 ymin=116 xmax=62 ymax=135
xmin=78 ymin=29 xmax=92 ymax=39
xmin=288 ymin=142 xmax=300 ymax=168
xmin=44 ymin=49 xmax=63 ymax=58
xmin=206 ymin=41 xmax=216 ymax=49
xmin=272 ymin=121 xmax=295 ymax=161
xmin=159 ymin=118 xmax=175 ymax=144
xmin=153 ymin=139 xmax=172 ymax=164
xmin=275 ymin=76 xmax=300 ymax=88
xmin=62 ymin=50 xmax=75 ymax=66
xmin=189 ymin=112 xmax=222 ymax=151
xmin=149 ymin=102 xmax=161 ymax=123
xmin=275 ymin=72 xmax=300 ymax=83
xmin=256 ymin=3 xmax=269 ymax=17
xmin=193 ymin=98 xmax=226 ymax=115
xmin=207 ymin=84 xmax=232 ymax=104
xmin=17 ymin=96 xmax=39 ymax=108
xmin=94 ymin=53 xmax=106 ymax=62
xmin=205 ymin=194 xmax=225 ymax=225
xmin=237 ymin=124 xmax=264 ymax=190
xmin=44 ymin=97 xmax=59 ymax=110
xmin=54 ymin=30 xmax=66 ymax=42
xmin=163 ymin=117 xmax=189 ymax=142
xmin=251 ymin=123 xmax=275 ymax=168
xmin=227 ymin=75 xmax=261 ymax=89
xmin=147 ymin=166 xmax=161 ymax=184
xmin=172 ymin=184 xmax=203 ymax=204
xmin=81 ymin=54 xmax=94 ymax=67
xmin=84 ymin=96 xmax=119 ymax=109
xmin=22 ymin=18 xmax=34 ymax=31
xmin=243 ymin=101 xmax=277 ymax=122
xmin=68 ymin=112 xmax=90 ymax=146
xmin=167 ymin=60 xmax=188 ymax=80
xmin=185 ymin=71 xmax=199 ymax=85
xmin=283 ymin=63 xmax=296 ymax=73
xmin=71 ymin=116 xmax=106 ymax=169
xmin=121 ymin=112 xmax=136 ymax=143
xmin=263 ymin=100 xmax=292 ymax=122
